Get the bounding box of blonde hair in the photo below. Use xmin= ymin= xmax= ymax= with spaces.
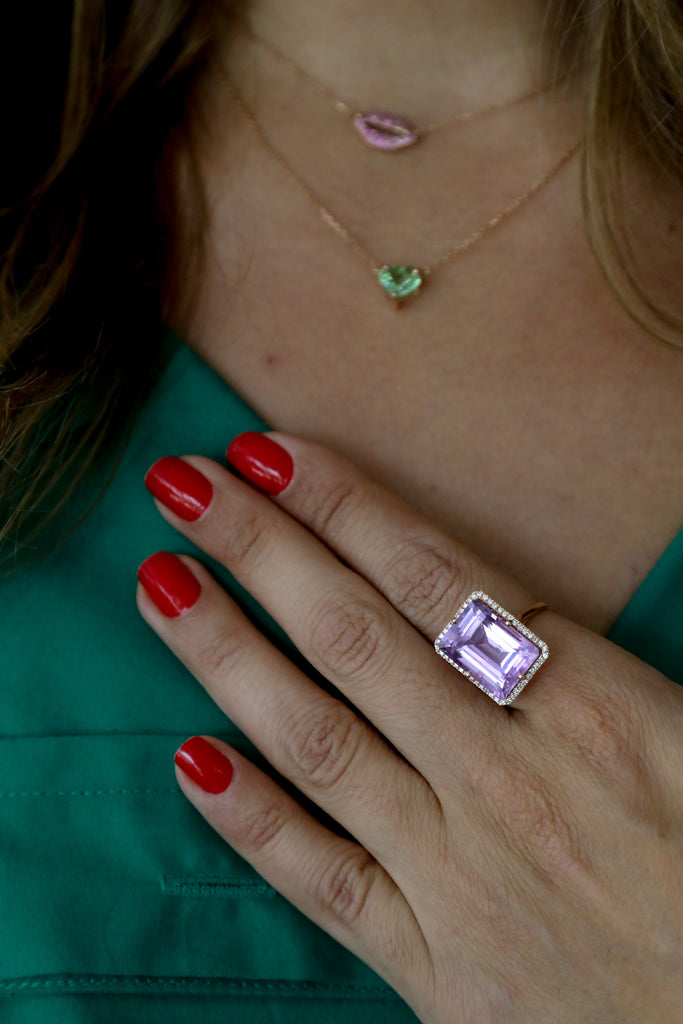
xmin=578 ymin=0 xmax=683 ymax=339
xmin=1 ymin=0 xmax=681 ymax=565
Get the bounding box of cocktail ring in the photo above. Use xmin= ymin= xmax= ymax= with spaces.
xmin=434 ymin=591 xmax=550 ymax=705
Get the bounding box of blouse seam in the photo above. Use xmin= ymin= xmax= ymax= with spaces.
xmin=0 ymin=974 xmax=398 ymax=998
xmin=0 ymin=787 xmax=179 ymax=799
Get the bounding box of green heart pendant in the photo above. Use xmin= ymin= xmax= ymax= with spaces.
xmin=377 ymin=265 xmax=423 ymax=302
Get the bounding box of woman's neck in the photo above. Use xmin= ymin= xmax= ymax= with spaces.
xmin=244 ymin=0 xmax=554 ymax=110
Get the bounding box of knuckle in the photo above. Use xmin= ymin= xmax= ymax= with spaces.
xmin=309 ymin=596 xmax=387 ymax=679
xmin=488 ymin=761 xmax=586 ymax=877
xmin=238 ymin=801 xmax=289 ymax=855
xmin=297 ymin=477 xmax=359 ymax=538
xmin=197 ymin=626 xmax=242 ymax=678
xmin=556 ymin=678 xmax=658 ymax=824
xmin=315 ymin=848 xmax=376 ymax=930
xmin=385 ymin=538 xmax=467 ymax=622
xmin=218 ymin=507 xmax=273 ymax=574
xmin=558 ymin=674 xmax=644 ymax=779
xmin=283 ymin=703 xmax=363 ymax=790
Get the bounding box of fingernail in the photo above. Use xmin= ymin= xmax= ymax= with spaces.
xmin=226 ymin=432 xmax=293 ymax=495
xmin=138 ymin=551 xmax=201 ymax=617
xmin=145 ymin=456 xmax=213 ymax=521
xmin=175 ymin=736 xmax=234 ymax=793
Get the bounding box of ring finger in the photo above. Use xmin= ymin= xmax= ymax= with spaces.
xmin=136 ymin=552 xmax=441 ymax=874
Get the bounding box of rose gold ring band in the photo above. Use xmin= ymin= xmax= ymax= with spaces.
xmin=519 ymin=601 xmax=549 ymax=627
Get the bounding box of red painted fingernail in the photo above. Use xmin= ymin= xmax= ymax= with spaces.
xmin=175 ymin=736 xmax=234 ymax=793
xmin=226 ymin=432 xmax=293 ymax=495
xmin=145 ymin=456 xmax=213 ymax=521
xmin=137 ymin=551 xmax=201 ymax=617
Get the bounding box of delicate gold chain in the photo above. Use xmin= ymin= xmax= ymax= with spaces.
xmin=217 ymin=66 xmax=580 ymax=282
xmin=423 ymin=141 xmax=579 ymax=275
xmin=244 ymin=22 xmax=572 ymax=137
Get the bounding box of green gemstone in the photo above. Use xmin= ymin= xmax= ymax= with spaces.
xmin=377 ymin=265 xmax=423 ymax=300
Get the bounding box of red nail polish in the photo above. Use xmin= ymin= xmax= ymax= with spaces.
xmin=226 ymin=432 xmax=293 ymax=495
xmin=138 ymin=551 xmax=201 ymax=617
xmin=145 ymin=456 xmax=213 ymax=521
xmin=175 ymin=736 xmax=234 ymax=793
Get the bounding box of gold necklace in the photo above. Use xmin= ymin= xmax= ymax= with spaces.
xmin=245 ymin=22 xmax=572 ymax=152
xmin=217 ymin=68 xmax=580 ymax=306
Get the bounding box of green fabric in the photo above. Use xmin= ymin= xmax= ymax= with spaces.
xmin=605 ymin=526 xmax=683 ymax=684
xmin=1 ymin=337 xmax=681 ymax=1021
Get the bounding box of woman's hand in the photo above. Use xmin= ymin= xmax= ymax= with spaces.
xmin=137 ymin=432 xmax=683 ymax=1024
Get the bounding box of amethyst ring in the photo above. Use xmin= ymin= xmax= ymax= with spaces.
xmin=434 ymin=591 xmax=550 ymax=706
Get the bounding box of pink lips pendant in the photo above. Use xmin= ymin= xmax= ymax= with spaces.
xmin=352 ymin=112 xmax=419 ymax=150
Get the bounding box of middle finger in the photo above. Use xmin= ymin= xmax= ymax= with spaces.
xmin=144 ymin=455 xmax=500 ymax=777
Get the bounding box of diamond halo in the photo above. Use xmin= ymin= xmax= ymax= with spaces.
xmin=434 ymin=590 xmax=550 ymax=706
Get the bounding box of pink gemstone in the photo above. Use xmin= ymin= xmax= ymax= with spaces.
xmin=435 ymin=597 xmax=541 ymax=703
xmin=353 ymin=112 xmax=418 ymax=150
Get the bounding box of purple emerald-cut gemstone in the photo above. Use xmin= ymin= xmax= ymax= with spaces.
xmin=436 ymin=596 xmax=541 ymax=702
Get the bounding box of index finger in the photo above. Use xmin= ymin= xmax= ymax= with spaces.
xmin=227 ymin=431 xmax=560 ymax=711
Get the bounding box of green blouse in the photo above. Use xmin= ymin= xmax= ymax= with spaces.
xmin=1 ymin=339 xmax=681 ymax=1022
